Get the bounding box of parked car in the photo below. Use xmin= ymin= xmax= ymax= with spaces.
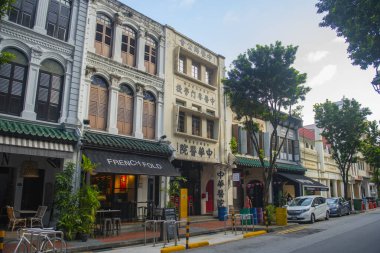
xmin=287 ymin=195 xmax=330 ymax=223
xmin=326 ymin=197 xmax=350 ymax=216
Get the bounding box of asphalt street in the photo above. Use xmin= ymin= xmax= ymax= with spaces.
xmin=189 ymin=209 xmax=380 ymax=253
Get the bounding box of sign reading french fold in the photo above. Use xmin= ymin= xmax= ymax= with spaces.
xmin=83 ymin=149 xmax=179 ymax=176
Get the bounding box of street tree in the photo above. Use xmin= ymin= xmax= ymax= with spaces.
xmin=314 ymin=98 xmax=371 ymax=200
xmin=316 ymin=0 xmax=380 ymax=71
xmin=0 ymin=0 xmax=14 ymax=65
xmin=224 ymin=41 xmax=309 ymax=207
xmin=361 ymin=120 xmax=380 ymax=196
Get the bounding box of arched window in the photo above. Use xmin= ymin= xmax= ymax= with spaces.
xmin=121 ymin=26 xmax=136 ymax=67
xmin=144 ymin=37 xmax=157 ymax=75
xmin=35 ymin=59 xmax=64 ymax=122
xmin=142 ymin=91 xmax=156 ymax=139
xmin=46 ymin=0 xmax=72 ymax=41
xmin=117 ymin=84 xmax=134 ymax=135
xmin=8 ymin=0 xmax=37 ymax=28
xmin=88 ymin=75 xmax=109 ymax=130
xmin=95 ymin=13 xmax=113 ymax=58
xmin=0 ymin=48 xmax=28 ymax=116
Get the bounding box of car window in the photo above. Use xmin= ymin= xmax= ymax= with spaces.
xmin=312 ymin=198 xmax=319 ymax=206
xmin=327 ymin=198 xmax=338 ymax=204
xmin=289 ymin=197 xmax=313 ymax=206
xmin=319 ymin=197 xmax=326 ymax=204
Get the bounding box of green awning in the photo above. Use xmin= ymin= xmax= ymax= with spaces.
xmin=0 ymin=118 xmax=78 ymax=143
xmin=82 ymin=131 xmax=173 ymax=157
xmin=235 ymin=156 xmax=306 ymax=173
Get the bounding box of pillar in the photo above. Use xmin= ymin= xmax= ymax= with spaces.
xmin=34 ymin=0 xmax=49 ymax=34
xmin=133 ymin=85 xmax=144 ymax=138
xmin=136 ymin=30 xmax=146 ymax=71
xmin=86 ymin=3 xmax=97 ymax=53
xmin=333 ymin=180 xmax=338 ymax=198
xmin=156 ymin=92 xmax=164 ymax=139
xmin=112 ymin=21 xmax=123 ymax=63
xmin=158 ymin=38 xmax=165 ymax=78
xmin=68 ymin=0 xmax=79 ymax=44
xmin=108 ymin=75 xmax=120 ymax=134
xmin=59 ymin=60 xmax=73 ymax=124
xmin=21 ymin=47 xmax=41 ymax=120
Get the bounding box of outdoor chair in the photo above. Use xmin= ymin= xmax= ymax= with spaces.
xmin=29 ymin=205 xmax=47 ymax=228
xmin=6 ymin=206 xmax=26 ymax=231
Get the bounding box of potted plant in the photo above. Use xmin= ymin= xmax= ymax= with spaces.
xmin=167 ymin=176 xmax=187 ymax=208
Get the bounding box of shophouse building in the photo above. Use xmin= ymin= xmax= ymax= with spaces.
xmin=78 ymin=0 xmax=179 ymax=221
xmin=163 ymin=26 xmax=227 ymax=215
xmin=0 ymin=0 xmax=89 ymax=224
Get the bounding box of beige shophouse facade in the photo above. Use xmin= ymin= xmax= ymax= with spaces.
xmin=164 ymin=26 xmax=228 ymax=215
xmin=300 ymin=125 xmax=376 ymax=200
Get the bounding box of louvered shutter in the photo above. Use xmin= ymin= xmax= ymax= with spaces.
xmin=89 ymin=86 xmax=99 ymax=129
xmin=117 ymin=93 xmax=133 ymax=135
xmin=98 ymin=87 xmax=108 ymax=130
xmin=147 ymin=101 xmax=156 ymax=139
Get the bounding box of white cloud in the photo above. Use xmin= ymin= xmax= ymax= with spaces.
xmin=332 ymin=37 xmax=345 ymax=43
xmin=306 ymin=50 xmax=329 ymax=63
xmin=223 ymin=11 xmax=239 ymax=24
xmin=308 ymin=65 xmax=337 ymax=87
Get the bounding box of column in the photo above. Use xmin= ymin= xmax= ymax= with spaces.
xmin=108 ymin=75 xmax=120 ymax=134
xmin=156 ymin=92 xmax=164 ymax=139
xmin=333 ymin=180 xmax=338 ymax=198
xmin=59 ymin=60 xmax=73 ymax=124
xmin=157 ymin=38 xmax=165 ymax=78
xmin=340 ymin=180 xmax=344 ymax=197
xmin=21 ymin=47 xmax=42 ymax=120
xmin=133 ymin=85 xmax=144 ymax=138
xmin=160 ymin=177 xmax=168 ymax=208
xmin=268 ymin=181 xmax=273 ymax=204
xmin=34 ymin=0 xmax=49 ymax=34
xmin=112 ymin=21 xmax=123 ymax=63
xmin=67 ymin=0 xmax=79 ymax=44
xmin=136 ymin=30 xmax=146 ymax=71
xmin=86 ymin=4 xmax=97 ymax=53
xmin=240 ymin=129 xmax=247 ymax=154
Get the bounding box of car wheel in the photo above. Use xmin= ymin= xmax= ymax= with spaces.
xmin=325 ymin=211 xmax=330 ymax=220
xmin=347 ymin=209 xmax=351 ymax=215
xmin=310 ymin=213 xmax=315 ymax=224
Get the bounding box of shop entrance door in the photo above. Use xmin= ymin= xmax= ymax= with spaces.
xmin=206 ymin=180 xmax=214 ymax=213
xmin=21 ymin=169 xmax=44 ymax=210
xmin=246 ymin=180 xmax=263 ymax=208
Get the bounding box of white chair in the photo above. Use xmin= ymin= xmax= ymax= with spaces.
xmin=29 ymin=206 xmax=47 ymax=228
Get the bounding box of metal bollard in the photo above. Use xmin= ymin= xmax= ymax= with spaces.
xmin=186 ymin=217 xmax=190 ymax=249
xmin=0 ymin=230 xmax=4 ymax=253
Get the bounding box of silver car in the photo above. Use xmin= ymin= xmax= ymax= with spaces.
xmin=287 ymin=195 xmax=330 ymax=223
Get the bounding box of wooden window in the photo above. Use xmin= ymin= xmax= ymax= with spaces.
xmin=46 ymin=0 xmax=72 ymax=41
xmin=192 ymin=116 xmax=201 ymax=136
xmin=178 ymin=56 xmax=185 ymax=73
xmin=142 ymin=91 xmax=156 ymax=139
xmin=121 ymin=26 xmax=136 ymax=67
xmin=35 ymin=60 xmax=64 ymax=122
xmin=144 ymin=37 xmax=157 ymax=75
xmin=177 ymin=111 xmax=185 ymax=133
xmin=191 ymin=63 xmax=199 ymax=79
xmin=117 ymin=84 xmax=134 ymax=136
xmin=205 ymin=68 xmax=212 ymax=85
xmin=88 ymin=76 xmax=109 ymax=130
xmin=207 ymin=120 xmax=214 ymax=139
xmin=95 ymin=13 xmax=113 ymax=58
xmin=0 ymin=49 xmax=28 ymax=116
xmin=8 ymin=0 xmax=37 ymax=28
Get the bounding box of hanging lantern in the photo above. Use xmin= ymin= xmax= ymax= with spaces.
xmin=22 ymin=160 xmax=39 ymax=178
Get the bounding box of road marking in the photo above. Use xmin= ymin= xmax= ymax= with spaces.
xmin=277 ymin=226 xmax=309 ymax=234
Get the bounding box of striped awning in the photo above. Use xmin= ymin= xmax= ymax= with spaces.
xmin=0 ymin=136 xmax=75 ymax=158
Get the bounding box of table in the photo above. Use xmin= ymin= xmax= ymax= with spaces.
xmin=17 ymin=210 xmax=37 ymax=218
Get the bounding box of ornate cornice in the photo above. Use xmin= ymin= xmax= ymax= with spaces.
xmin=0 ymin=21 xmax=74 ymax=56
xmin=87 ymin=52 xmax=164 ymax=90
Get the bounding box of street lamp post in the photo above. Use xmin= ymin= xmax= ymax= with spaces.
xmin=371 ymin=67 xmax=380 ymax=94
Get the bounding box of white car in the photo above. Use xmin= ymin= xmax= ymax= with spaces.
xmin=287 ymin=195 xmax=330 ymax=223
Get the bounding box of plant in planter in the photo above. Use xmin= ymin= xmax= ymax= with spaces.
xmin=77 ymin=155 xmax=100 ymax=241
xmin=167 ymin=176 xmax=187 ymax=208
xmin=265 ymin=204 xmax=276 ymax=225
xmin=54 ymin=162 xmax=80 ymax=241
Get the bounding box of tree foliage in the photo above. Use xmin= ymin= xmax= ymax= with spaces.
xmin=316 ymin=0 xmax=380 ymax=70
xmin=314 ymin=98 xmax=371 ymax=199
xmin=361 ymin=120 xmax=380 ymax=195
xmin=224 ymin=41 xmax=309 ymax=206
xmin=0 ymin=0 xmax=14 ymax=65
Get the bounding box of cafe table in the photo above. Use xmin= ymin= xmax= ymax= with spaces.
xmin=96 ymin=209 xmax=121 ymax=236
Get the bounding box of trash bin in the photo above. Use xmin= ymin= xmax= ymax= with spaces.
xmin=353 ymin=199 xmax=363 ymax=211
xmin=218 ymin=206 xmax=227 ymax=221
xmin=240 ymin=208 xmax=252 ymax=225
xmin=251 ymin=208 xmax=258 ymax=225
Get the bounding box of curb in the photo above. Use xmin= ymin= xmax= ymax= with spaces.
xmin=243 ymin=230 xmax=267 ymax=238
xmin=160 ymin=245 xmax=185 ymax=253
xmin=189 ymin=241 xmax=209 ymax=249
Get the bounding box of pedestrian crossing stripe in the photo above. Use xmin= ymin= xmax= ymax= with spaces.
xmin=277 ymin=226 xmax=308 ymax=234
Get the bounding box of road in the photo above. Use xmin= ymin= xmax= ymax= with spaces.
xmin=190 ymin=209 xmax=380 ymax=253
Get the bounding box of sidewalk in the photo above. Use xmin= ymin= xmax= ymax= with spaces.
xmin=0 ymin=218 xmax=291 ymax=253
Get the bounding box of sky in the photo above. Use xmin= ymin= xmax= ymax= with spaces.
xmin=122 ymin=0 xmax=379 ymax=125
